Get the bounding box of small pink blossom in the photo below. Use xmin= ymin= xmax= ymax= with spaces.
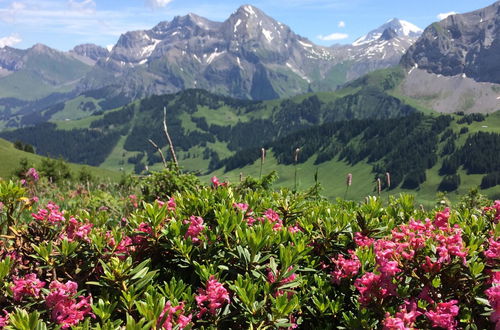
xmin=486 ymin=273 xmax=500 ymax=327
xmin=425 ymin=300 xmax=459 ymax=330
xmin=62 ymin=218 xmax=93 ymax=242
xmin=354 ymin=272 xmax=397 ymax=306
xmin=383 ymin=300 xmax=422 ymax=330
xmin=434 ymin=208 xmax=451 ymax=230
xmin=211 ymin=176 xmax=227 ymax=188
xmin=0 ymin=310 xmax=8 ymax=328
xmin=167 ymin=197 xmax=176 ymax=211
xmin=26 ymin=168 xmax=39 ymax=182
xmin=106 ymin=232 xmax=134 ymax=259
xmin=46 ymin=280 xmax=93 ymax=329
xmin=485 ymin=237 xmax=500 ymax=262
xmin=233 ymin=203 xmax=249 ymax=213
xmin=485 ymin=201 xmax=500 ymax=223
xmin=288 ymin=225 xmax=302 ymax=233
xmin=31 ymin=202 xmax=65 ymax=224
xmin=331 ymin=250 xmax=361 ymax=284
xmin=12 ymin=273 xmax=45 ymax=301
xmin=262 ymin=209 xmax=283 ymax=231
xmin=157 ymin=301 xmax=192 ymax=330
xmin=195 ymin=276 xmax=230 ymax=318
xmin=184 ymin=216 xmax=205 ymax=243
xmin=354 ymin=232 xmax=374 ymax=247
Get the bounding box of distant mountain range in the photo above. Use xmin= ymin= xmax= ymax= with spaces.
xmin=2 ymin=2 xmax=500 ymax=130
xmin=0 ymin=6 xmax=421 ymax=104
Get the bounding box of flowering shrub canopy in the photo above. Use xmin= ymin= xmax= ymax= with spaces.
xmin=0 ymin=169 xmax=499 ymax=329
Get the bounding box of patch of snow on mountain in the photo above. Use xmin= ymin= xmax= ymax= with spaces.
xmin=262 ymin=29 xmax=273 ymax=42
xmin=140 ymin=39 xmax=162 ymax=57
xmin=234 ymin=19 xmax=242 ymax=33
xmin=298 ymin=40 xmax=313 ymax=48
xmin=244 ymin=5 xmax=256 ymax=16
xmin=206 ymin=50 xmax=225 ymax=64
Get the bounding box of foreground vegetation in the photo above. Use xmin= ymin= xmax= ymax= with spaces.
xmin=0 ymin=165 xmax=499 ymax=329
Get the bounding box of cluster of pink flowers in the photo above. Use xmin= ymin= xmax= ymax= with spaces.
xmin=211 ymin=176 xmax=227 ymax=188
xmin=26 ymin=168 xmax=39 ymax=182
xmin=195 ymin=276 xmax=230 ymax=318
xmin=184 ymin=216 xmax=205 ymax=243
xmin=354 ymin=272 xmax=397 ymax=306
xmin=0 ymin=310 xmax=8 ymax=328
xmin=61 ymin=218 xmax=93 ymax=242
xmin=354 ymin=209 xmax=466 ymax=306
xmin=383 ymin=300 xmax=421 ymax=330
xmin=32 ymin=202 xmax=65 ymax=224
xmin=157 ymin=301 xmax=192 ymax=330
xmin=106 ymin=232 xmax=134 ymax=259
xmin=485 ymin=273 xmax=500 ymax=327
xmin=233 ymin=203 xmax=249 ymax=213
xmin=262 ymin=209 xmax=283 ymax=231
xmin=46 ymin=280 xmax=93 ymax=328
xmin=354 ymin=232 xmax=374 ymax=247
xmin=425 ymin=300 xmax=460 ymax=329
xmin=233 ymin=203 xmax=257 ymax=226
xmin=330 ymin=250 xmax=361 ymax=284
xmin=485 ymin=236 xmax=500 ymax=263
xmin=157 ymin=197 xmax=176 ymax=211
xmin=12 ymin=273 xmax=45 ymax=301
xmin=485 ymin=201 xmax=500 ymax=223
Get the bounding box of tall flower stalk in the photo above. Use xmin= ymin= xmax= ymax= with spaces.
xmin=294 ymin=148 xmax=300 ymax=191
xmin=344 ymin=173 xmax=352 ymax=200
xmin=259 ymin=148 xmax=266 ymax=179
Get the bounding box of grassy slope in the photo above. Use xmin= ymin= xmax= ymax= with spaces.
xmin=35 ymin=67 xmax=500 ymax=204
xmin=0 ymin=138 xmax=120 ymax=180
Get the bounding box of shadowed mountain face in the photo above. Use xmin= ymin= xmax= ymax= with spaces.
xmin=401 ymin=1 xmax=500 ymax=84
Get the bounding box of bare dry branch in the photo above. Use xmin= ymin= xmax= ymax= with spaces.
xmin=163 ymin=106 xmax=178 ymax=167
xmin=148 ymin=139 xmax=167 ymax=168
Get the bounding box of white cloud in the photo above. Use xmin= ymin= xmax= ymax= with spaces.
xmin=145 ymin=0 xmax=173 ymax=9
xmin=317 ymin=32 xmax=348 ymax=41
xmin=437 ymin=11 xmax=457 ymax=20
xmin=338 ymin=20 xmax=345 ymax=28
xmin=0 ymin=33 xmax=22 ymax=47
xmin=67 ymin=0 xmax=96 ymax=13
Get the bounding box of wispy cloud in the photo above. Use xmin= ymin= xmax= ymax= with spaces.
xmin=317 ymin=32 xmax=348 ymax=41
xmin=338 ymin=20 xmax=345 ymax=28
xmin=0 ymin=33 xmax=21 ymax=47
xmin=144 ymin=0 xmax=173 ymax=9
xmin=437 ymin=11 xmax=456 ymax=20
xmin=0 ymin=0 xmax=153 ymax=38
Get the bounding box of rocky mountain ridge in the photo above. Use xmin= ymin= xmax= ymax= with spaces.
xmin=401 ymin=1 xmax=500 ymax=84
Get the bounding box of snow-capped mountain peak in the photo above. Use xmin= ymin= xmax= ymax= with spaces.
xmin=352 ymin=18 xmax=422 ymax=46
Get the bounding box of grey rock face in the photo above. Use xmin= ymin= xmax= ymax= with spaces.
xmin=72 ymin=44 xmax=109 ymax=61
xmin=401 ymin=1 xmax=500 ymax=83
xmin=80 ymin=6 xmax=417 ymax=100
xmin=0 ymin=47 xmax=25 ymax=72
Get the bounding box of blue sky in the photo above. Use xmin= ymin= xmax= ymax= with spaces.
xmin=0 ymin=0 xmax=496 ymax=50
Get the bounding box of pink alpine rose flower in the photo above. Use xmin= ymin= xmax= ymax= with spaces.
xmin=331 ymin=250 xmax=361 ymax=284
xmin=184 ymin=216 xmax=205 ymax=243
xmin=195 ymin=276 xmax=230 ymax=318
xmin=46 ymin=280 xmax=93 ymax=329
xmin=0 ymin=310 xmax=8 ymax=328
xmin=425 ymin=300 xmax=459 ymax=330
xmin=157 ymin=301 xmax=192 ymax=330
xmin=12 ymin=273 xmax=45 ymax=301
